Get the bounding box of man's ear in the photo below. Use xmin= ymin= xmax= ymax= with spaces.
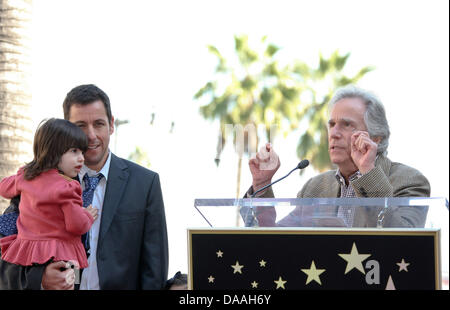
xmin=372 ymin=136 xmax=382 ymax=144
xmin=109 ymin=116 xmax=115 ymax=135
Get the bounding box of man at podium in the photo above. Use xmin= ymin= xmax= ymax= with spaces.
xmin=244 ymin=85 xmax=430 ymax=228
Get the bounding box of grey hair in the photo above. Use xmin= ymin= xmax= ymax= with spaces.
xmin=329 ymin=85 xmax=390 ymax=155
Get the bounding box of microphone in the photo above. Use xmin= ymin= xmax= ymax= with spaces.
xmin=251 ymin=159 xmax=309 ymax=198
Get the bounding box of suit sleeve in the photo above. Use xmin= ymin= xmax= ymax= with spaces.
xmin=350 ymin=166 xmax=393 ymax=197
xmin=0 ymin=258 xmax=46 ymax=290
xmin=244 ymin=185 xmax=275 ymax=198
xmin=140 ymin=173 xmax=169 ymax=289
xmin=240 ymin=185 xmax=278 ymax=227
xmin=350 ymin=165 xmax=431 ymax=198
xmin=350 ymin=164 xmax=431 ymax=228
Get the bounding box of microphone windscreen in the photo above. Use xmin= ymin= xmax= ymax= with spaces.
xmin=297 ymin=159 xmax=309 ymax=169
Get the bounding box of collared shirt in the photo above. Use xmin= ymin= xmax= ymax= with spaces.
xmin=335 ymin=170 xmax=362 ymax=227
xmin=335 ymin=170 xmax=362 ymax=198
xmin=79 ymin=151 xmax=112 ymax=290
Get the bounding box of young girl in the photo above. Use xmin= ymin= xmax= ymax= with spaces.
xmin=0 ymin=118 xmax=97 ymax=269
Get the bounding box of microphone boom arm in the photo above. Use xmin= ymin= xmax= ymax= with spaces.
xmin=251 ymin=159 xmax=309 ymax=198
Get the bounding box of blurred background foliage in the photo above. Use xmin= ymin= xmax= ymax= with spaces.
xmin=127 ymin=146 xmax=151 ymax=168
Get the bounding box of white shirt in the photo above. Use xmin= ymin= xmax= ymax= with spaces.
xmin=79 ymin=151 xmax=111 ymax=290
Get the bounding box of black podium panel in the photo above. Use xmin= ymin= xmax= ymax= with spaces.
xmin=188 ymin=228 xmax=440 ymax=290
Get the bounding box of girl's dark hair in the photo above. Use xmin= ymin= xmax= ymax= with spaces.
xmin=23 ymin=118 xmax=88 ymax=180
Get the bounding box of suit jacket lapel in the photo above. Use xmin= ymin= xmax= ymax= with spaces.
xmin=318 ymin=173 xmax=340 ymax=197
xmin=98 ymin=154 xmax=129 ymax=246
xmin=329 ymin=177 xmax=341 ymax=197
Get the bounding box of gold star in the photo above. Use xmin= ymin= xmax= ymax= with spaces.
xmin=301 ymin=260 xmax=326 ymax=285
xmin=208 ymin=275 xmax=215 ymax=283
xmin=251 ymin=281 xmax=258 ymax=288
xmin=259 ymin=259 xmax=267 ymax=267
xmin=231 ymin=261 xmax=244 ymax=274
xmin=216 ymin=250 xmax=223 ymax=258
xmin=274 ymin=276 xmax=287 ymax=289
xmin=396 ymin=259 xmax=410 ymax=272
xmin=338 ymin=242 xmax=371 ymax=274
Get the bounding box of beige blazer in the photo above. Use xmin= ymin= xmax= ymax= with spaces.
xmin=249 ymin=155 xmax=431 ymax=227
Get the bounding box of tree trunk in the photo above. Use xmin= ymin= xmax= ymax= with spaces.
xmin=0 ymin=0 xmax=33 ymax=212
xmin=235 ymin=155 xmax=242 ymax=226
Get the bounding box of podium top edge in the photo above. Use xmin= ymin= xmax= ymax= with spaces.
xmin=187 ymin=227 xmax=441 ymax=235
xmin=194 ymin=197 xmax=449 ymax=207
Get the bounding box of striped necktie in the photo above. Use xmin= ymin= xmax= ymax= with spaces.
xmin=81 ymin=173 xmax=103 ymax=252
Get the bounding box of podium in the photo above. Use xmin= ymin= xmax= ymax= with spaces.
xmin=189 ymin=197 xmax=448 ymax=290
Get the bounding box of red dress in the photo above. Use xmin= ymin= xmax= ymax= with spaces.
xmin=0 ymin=168 xmax=94 ymax=268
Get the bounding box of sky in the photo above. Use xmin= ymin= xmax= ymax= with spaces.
xmin=29 ymin=0 xmax=449 ymax=279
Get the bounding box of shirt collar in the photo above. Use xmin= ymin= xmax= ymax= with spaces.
xmin=335 ymin=169 xmax=362 ymax=185
xmin=79 ymin=151 xmax=112 ymax=182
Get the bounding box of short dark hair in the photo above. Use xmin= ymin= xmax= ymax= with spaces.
xmin=23 ymin=118 xmax=88 ymax=180
xmin=62 ymin=84 xmax=112 ymax=123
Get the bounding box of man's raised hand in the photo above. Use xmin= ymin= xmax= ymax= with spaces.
xmin=249 ymin=143 xmax=280 ymax=193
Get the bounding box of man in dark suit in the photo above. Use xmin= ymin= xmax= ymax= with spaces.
xmin=0 ymin=84 xmax=169 ymax=289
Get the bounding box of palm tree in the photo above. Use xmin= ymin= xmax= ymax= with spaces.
xmin=194 ymin=35 xmax=304 ymax=199
xmin=0 ymin=0 xmax=33 ymax=212
xmin=194 ymin=35 xmax=373 ymax=206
